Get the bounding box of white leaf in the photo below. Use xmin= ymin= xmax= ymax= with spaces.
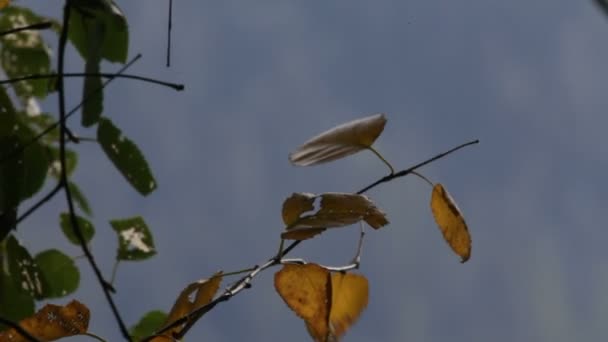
xmin=289 ymin=113 xmax=387 ymax=166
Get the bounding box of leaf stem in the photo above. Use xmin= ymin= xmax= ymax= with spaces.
xmin=367 ymin=146 xmax=395 ymax=174
xmin=411 ymin=171 xmax=434 ymax=187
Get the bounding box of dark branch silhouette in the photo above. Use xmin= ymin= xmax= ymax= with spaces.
xmin=0 ymin=73 xmax=184 ymax=91
xmin=0 ymin=21 xmax=52 ymax=37
xmin=56 ymin=4 xmax=132 ymax=341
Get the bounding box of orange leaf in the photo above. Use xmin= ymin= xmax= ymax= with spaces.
xmin=430 ymin=183 xmax=472 ymax=262
xmin=0 ymin=300 xmax=89 ymax=342
xmin=0 ymin=0 xmax=9 ymax=10
xmin=274 ymin=264 xmax=331 ymax=341
xmin=160 ymin=272 xmax=223 ymax=337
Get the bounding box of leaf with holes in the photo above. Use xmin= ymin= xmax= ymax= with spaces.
xmin=110 ymin=216 xmax=156 ymax=261
xmin=35 ymin=249 xmax=80 ymax=298
xmin=430 ymin=183 xmax=472 ymax=263
xmin=59 ymin=212 xmax=95 ymax=245
xmin=289 ymin=113 xmax=387 ymax=166
xmin=6 ymin=235 xmax=45 ymax=299
xmin=0 ymin=300 xmax=90 ymax=341
xmin=0 ymin=6 xmax=57 ymax=100
xmin=281 ymin=192 xmax=389 ymax=240
xmin=0 ymin=271 xmax=34 ymax=330
xmin=97 ymin=118 xmax=157 ymax=196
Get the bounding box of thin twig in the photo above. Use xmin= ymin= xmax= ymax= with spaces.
xmin=0 ymin=316 xmax=41 ymax=342
xmin=0 ymin=55 xmax=142 ymax=165
xmin=0 ymin=73 xmax=184 ymax=90
xmin=147 ymin=139 xmax=478 ymax=340
xmin=16 ymin=182 xmax=63 ymax=224
xmin=166 ymin=0 xmax=173 ymax=67
xmin=0 ymin=21 xmax=53 ymax=37
xmin=356 ymin=139 xmax=479 ymax=194
xmin=56 ymin=4 xmax=131 ymax=341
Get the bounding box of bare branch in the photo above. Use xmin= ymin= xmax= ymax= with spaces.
xmin=0 ymin=316 xmax=41 ymax=342
xmin=56 ymin=4 xmax=131 ymax=341
xmin=0 ymin=21 xmax=52 ymax=37
xmin=0 ymin=73 xmax=184 ymax=91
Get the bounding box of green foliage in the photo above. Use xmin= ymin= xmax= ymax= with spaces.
xmin=130 ymin=310 xmax=168 ymax=341
xmin=60 ymin=212 xmax=95 ymax=245
xmin=0 ymin=6 xmax=58 ymax=101
xmin=6 ymin=235 xmax=44 ymax=299
xmin=35 ymin=249 xmax=80 ymax=298
xmin=68 ymin=181 xmax=93 ymax=216
xmin=110 ymin=216 xmax=156 ymax=261
xmin=98 ymin=118 xmax=157 ymax=196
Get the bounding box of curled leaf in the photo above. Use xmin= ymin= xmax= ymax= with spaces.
xmin=289 ymin=113 xmax=387 ymax=166
xmin=0 ymin=300 xmax=90 ymax=341
xmin=274 ymin=264 xmax=370 ymax=342
xmin=160 ymin=272 xmax=223 ymax=338
xmin=281 ymin=192 xmax=389 ymax=240
xmin=430 ymin=183 xmax=471 ymax=262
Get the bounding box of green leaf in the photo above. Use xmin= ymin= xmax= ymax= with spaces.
xmin=48 ymin=147 xmax=78 ymax=178
xmin=59 ymin=212 xmax=95 ymax=245
xmin=97 ymin=118 xmax=157 ymax=196
xmin=0 ymin=271 xmax=34 ymax=330
xmin=82 ymin=67 xmax=104 ymax=127
xmin=69 ymin=0 xmax=129 ymax=63
xmin=130 ymin=310 xmax=168 ymax=341
xmin=0 ymin=6 xmax=57 ymax=100
xmin=34 ymin=249 xmax=80 ymax=298
xmin=5 ymin=235 xmax=44 ymax=299
xmin=68 ymin=181 xmax=93 ymax=216
xmin=110 ymin=216 xmax=156 ymax=261
xmin=27 ymin=113 xmax=60 ymax=143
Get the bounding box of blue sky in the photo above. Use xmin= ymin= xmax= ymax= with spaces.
xmin=17 ymin=1 xmax=608 ymax=341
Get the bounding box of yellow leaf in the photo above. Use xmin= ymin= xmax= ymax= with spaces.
xmin=160 ymin=272 xmax=223 ymax=337
xmin=289 ymin=113 xmax=387 ymax=166
xmin=274 ymin=264 xmax=331 ymax=341
xmin=282 ymin=192 xmax=315 ymax=226
xmin=0 ymin=300 xmax=89 ymax=342
xmin=0 ymin=0 xmax=9 ymax=10
xmin=328 ymin=272 xmax=369 ymax=340
xmin=275 ymin=264 xmax=370 ymax=341
xmin=281 ymin=192 xmax=389 ymax=240
xmin=430 ymin=183 xmax=471 ymax=262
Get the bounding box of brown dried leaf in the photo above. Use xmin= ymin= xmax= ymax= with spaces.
xmin=430 ymin=183 xmax=471 ymax=262
xmin=0 ymin=300 xmax=89 ymax=342
xmin=281 ymin=193 xmax=389 ymax=240
xmin=289 ymin=114 xmax=387 ymax=166
xmin=160 ymin=272 xmax=223 ymax=337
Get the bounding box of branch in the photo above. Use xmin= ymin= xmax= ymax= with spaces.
xmin=0 ymin=55 xmax=142 ymax=165
xmin=0 ymin=21 xmax=53 ymax=37
xmin=0 ymin=316 xmax=40 ymax=342
xmin=0 ymin=73 xmax=185 ymax=91
xmin=15 ymin=182 xmax=63 ymax=225
xmin=56 ymin=4 xmax=131 ymax=341
xmin=356 ymin=139 xmax=479 ymax=194
xmin=166 ymin=0 xmax=173 ymax=67
xmin=147 ymin=139 xmax=479 ymax=340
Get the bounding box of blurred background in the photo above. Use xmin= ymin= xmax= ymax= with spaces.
xmin=18 ymin=0 xmax=608 ymax=341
